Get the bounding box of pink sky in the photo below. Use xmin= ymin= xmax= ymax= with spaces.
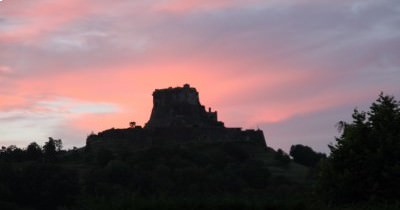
xmin=1 ymin=0 xmax=399 ymax=152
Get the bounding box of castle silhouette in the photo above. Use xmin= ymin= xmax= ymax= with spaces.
xmin=146 ymin=84 xmax=223 ymax=128
xmin=86 ymin=84 xmax=266 ymax=150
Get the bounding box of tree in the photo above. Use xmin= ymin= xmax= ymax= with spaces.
xmin=0 ymin=145 xmax=24 ymax=161
xmin=95 ymin=148 xmax=114 ymax=166
xmin=26 ymin=142 xmax=42 ymax=160
xmin=290 ymin=144 xmax=326 ymax=167
xmin=318 ymin=93 xmax=400 ymax=203
xmin=43 ymin=137 xmax=62 ymax=161
xmin=274 ymin=149 xmax=290 ymax=166
xmin=54 ymin=138 xmax=63 ymax=152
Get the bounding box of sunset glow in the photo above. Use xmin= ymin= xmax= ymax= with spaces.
xmin=1 ymin=0 xmax=399 ymax=152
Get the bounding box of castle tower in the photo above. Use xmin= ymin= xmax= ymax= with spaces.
xmin=86 ymin=84 xmax=266 ymax=151
xmin=145 ymin=84 xmax=224 ymax=128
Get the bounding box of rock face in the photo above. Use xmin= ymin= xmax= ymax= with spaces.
xmin=86 ymin=84 xmax=266 ymax=151
xmin=145 ymin=84 xmax=224 ymax=128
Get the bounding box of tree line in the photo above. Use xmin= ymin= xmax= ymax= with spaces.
xmin=1 ymin=137 xmax=63 ymax=162
xmin=0 ymin=93 xmax=399 ymax=210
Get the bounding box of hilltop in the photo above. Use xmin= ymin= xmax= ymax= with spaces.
xmin=0 ymin=84 xmax=314 ymax=210
xmin=87 ymin=84 xmax=266 ymax=152
xmin=2 ymin=86 xmax=399 ymax=210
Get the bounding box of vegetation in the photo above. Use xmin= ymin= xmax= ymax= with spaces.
xmin=290 ymin=144 xmax=326 ymax=167
xmin=1 ymin=139 xmax=308 ymax=210
xmin=319 ymin=93 xmax=400 ymax=203
xmin=0 ymin=93 xmax=399 ymax=210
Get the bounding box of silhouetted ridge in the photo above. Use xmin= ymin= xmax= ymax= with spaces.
xmin=86 ymin=84 xmax=266 ymax=150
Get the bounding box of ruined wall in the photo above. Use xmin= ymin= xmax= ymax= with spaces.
xmin=145 ymin=84 xmax=223 ymax=128
xmin=85 ymin=84 xmax=267 ymax=151
xmin=153 ymin=84 xmax=200 ymax=106
xmin=86 ymin=127 xmax=266 ymax=152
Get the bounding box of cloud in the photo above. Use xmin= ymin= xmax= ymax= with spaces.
xmin=153 ymin=0 xmax=256 ymax=13
xmin=0 ymin=65 xmax=12 ymax=75
xmin=260 ymin=105 xmax=353 ymax=154
xmin=0 ymin=97 xmax=119 ymax=147
xmin=35 ymin=98 xmax=119 ymax=114
xmin=0 ymin=0 xmax=97 ymax=42
xmin=0 ymin=0 xmax=399 ymax=150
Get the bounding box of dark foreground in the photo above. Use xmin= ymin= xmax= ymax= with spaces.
xmin=0 ymin=140 xmax=399 ymax=210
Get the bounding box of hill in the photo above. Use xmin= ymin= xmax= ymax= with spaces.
xmin=0 ymin=84 xmax=320 ymax=210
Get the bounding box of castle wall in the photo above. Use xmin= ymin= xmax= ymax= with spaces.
xmin=86 ymin=127 xmax=266 ymax=152
xmin=146 ymin=84 xmax=223 ymax=128
xmin=85 ymin=84 xmax=267 ymax=151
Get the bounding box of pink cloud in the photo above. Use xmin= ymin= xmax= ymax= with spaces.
xmin=6 ymin=33 xmax=393 ymax=134
xmin=154 ymin=0 xmax=235 ymax=12
xmin=0 ymin=95 xmax=27 ymax=110
xmin=3 ymin=59 xmax=346 ymax=133
xmin=0 ymin=0 xmax=96 ymax=42
xmin=0 ymin=65 xmax=12 ymax=74
xmin=152 ymin=0 xmax=340 ymax=14
xmin=1 ymin=0 xmax=399 ymax=151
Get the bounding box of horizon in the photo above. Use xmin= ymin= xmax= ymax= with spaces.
xmin=1 ymin=0 xmax=399 ymax=153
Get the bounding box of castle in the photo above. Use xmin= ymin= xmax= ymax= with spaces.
xmin=86 ymin=84 xmax=266 ymax=150
xmin=146 ymin=84 xmax=223 ymax=128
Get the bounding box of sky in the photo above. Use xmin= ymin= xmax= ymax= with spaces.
xmin=0 ymin=0 xmax=399 ymax=153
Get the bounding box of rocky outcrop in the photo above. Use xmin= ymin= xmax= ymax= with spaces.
xmin=145 ymin=84 xmax=224 ymax=128
xmin=86 ymin=84 xmax=266 ymax=151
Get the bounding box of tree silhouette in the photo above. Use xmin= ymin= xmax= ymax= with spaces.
xmin=290 ymin=144 xmax=325 ymax=167
xmin=274 ymin=149 xmax=290 ymax=166
xmin=318 ymin=93 xmax=400 ymax=203
xmin=43 ymin=137 xmax=62 ymax=161
xmin=26 ymin=142 xmax=42 ymax=160
xmin=0 ymin=145 xmax=24 ymax=161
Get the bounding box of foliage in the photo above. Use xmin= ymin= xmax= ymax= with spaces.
xmin=95 ymin=148 xmax=114 ymax=166
xmin=0 ymin=145 xmax=25 ymax=161
xmin=43 ymin=137 xmax=63 ymax=161
xmin=318 ymin=93 xmax=400 ymax=203
xmin=290 ymin=144 xmax=326 ymax=167
xmin=26 ymin=142 xmax=43 ymax=160
xmin=0 ymin=162 xmax=79 ymax=210
xmin=84 ymin=142 xmax=273 ymax=197
xmin=3 ymin=93 xmax=400 ymax=209
xmin=275 ymin=149 xmax=291 ymax=166
xmin=0 ymin=138 xmax=80 ymax=209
